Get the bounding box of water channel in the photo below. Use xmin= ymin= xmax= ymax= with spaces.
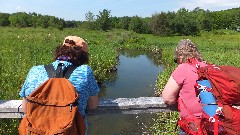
xmin=88 ymin=50 xmax=164 ymax=135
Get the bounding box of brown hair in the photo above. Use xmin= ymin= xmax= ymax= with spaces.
xmin=54 ymin=45 xmax=89 ymax=66
xmin=174 ymin=39 xmax=203 ymax=63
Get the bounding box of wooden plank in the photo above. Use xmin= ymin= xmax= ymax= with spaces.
xmin=0 ymin=97 xmax=177 ymax=118
xmin=0 ymin=100 xmax=23 ymax=113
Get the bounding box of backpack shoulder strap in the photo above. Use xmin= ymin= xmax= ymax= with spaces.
xmin=64 ymin=65 xmax=78 ymax=79
xmin=44 ymin=63 xmax=77 ymax=79
xmin=45 ymin=64 xmax=55 ymax=78
xmin=188 ymin=58 xmax=200 ymax=69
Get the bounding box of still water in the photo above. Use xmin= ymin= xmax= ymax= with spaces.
xmin=87 ymin=51 xmax=163 ymax=135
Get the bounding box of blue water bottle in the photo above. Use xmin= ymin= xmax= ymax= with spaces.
xmin=197 ymin=80 xmax=218 ymax=117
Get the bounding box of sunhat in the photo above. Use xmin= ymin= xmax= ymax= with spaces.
xmin=63 ymin=36 xmax=88 ymax=52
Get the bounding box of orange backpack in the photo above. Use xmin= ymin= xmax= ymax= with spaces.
xmin=19 ymin=63 xmax=86 ymax=135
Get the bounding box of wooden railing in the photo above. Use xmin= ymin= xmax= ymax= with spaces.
xmin=0 ymin=97 xmax=177 ymax=118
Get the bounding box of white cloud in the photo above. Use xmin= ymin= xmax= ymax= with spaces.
xmin=15 ymin=6 xmax=27 ymax=12
xmin=179 ymin=0 xmax=240 ymax=11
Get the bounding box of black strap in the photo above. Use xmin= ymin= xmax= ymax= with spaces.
xmin=64 ymin=65 xmax=78 ymax=78
xmin=44 ymin=63 xmax=77 ymax=78
xmin=45 ymin=64 xmax=55 ymax=78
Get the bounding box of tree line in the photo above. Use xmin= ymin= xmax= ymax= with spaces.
xmin=0 ymin=7 xmax=239 ymax=36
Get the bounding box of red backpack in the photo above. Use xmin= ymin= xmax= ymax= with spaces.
xmin=176 ymin=58 xmax=240 ymax=135
xmin=196 ymin=64 xmax=240 ymax=135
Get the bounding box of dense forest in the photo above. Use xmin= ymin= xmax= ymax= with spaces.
xmin=0 ymin=7 xmax=240 ymax=36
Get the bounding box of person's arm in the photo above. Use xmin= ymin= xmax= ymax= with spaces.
xmin=20 ymin=66 xmax=42 ymax=113
xmin=162 ymin=76 xmax=180 ymax=105
xmin=87 ymin=94 xmax=98 ymax=110
xmin=22 ymin=97 xmax=27 ymax=113
xmin=86 ymin=66 xmax=100 ymax=110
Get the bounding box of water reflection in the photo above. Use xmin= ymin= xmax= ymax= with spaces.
xmin=88 ymin=50 xmax=163 ymax=135
xmin=88 ymin=114 xmax=156 ymax=135
xmin=99 ymin=50 xmax=163 ymax=99
xmin=119 ymin=49 xmax=162 ymax=67
xmin=101 ymin=54 xmax=162 ymax=99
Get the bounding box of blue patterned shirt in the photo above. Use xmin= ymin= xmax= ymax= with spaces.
xmin=19 ymin=60 xmax=100 ymax=134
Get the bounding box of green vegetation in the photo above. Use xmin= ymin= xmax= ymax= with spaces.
xmin=0 ymin=27 xmax=240 ymax=134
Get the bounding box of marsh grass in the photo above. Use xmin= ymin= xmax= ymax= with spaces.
xmin=0 ymin=27 xmax=239 ymax=134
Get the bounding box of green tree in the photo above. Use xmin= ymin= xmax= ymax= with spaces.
xmin=192 ymin=7 xmax=205 ymax=30
xmin=129 ymin=16 xmax=144 ymax=33
xmin=225 ymin=9 xmax=240 ymax=30
xmin=202 ymin=10 xmax=214 ymax=31
xmin=211 ymin=8 xmax=240 ymax=30
xmin=151 ymin=12 xmax=172 ymax=36
xmin=8 ymin=12 xmax=30 ymax=27
xmin=119 ymin=16 xmax=131 ymax=30
xmin=85 ymin=11 xmax=95 ymax=22
xmin=212 ymin=12 xmax=223 ymax=30
xmin=48 ymin=16 xmax=64 ymax=30
xmin=84 ymin=11 xmax=95 ymax=30
xmin=36 ymin=15 xmax=49 ymax=28
xmin=231 ymin=11 xmax=240 ymax=30
xmin=65 ymin=20 xmax=78 ymax=28
xmin=28 ymin=12 xmax=39 ymax=28
xmin=96 ymin=9 xmax=112 ymax=31
xmin=172 ymin=8 xmax=200 ymax=36
xmin=0 ymin=13 xmax=10 ymax=26
xmin=111 ymin=16 xmax=120 ymax=29
xmin=141 ymin=17 xmax=152 ymax=34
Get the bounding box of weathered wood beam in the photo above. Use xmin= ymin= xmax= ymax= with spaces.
xmin=0 ymin=97 xmax=177 ymax=118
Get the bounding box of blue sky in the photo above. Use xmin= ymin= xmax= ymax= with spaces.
xmin=0 ymin=0 xmax=239 ymax=21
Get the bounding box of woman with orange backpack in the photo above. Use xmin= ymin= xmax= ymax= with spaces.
xmin=19 ymin=36 xmax=100 ymax=135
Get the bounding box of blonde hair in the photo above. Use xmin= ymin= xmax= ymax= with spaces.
xmin=174 ymin=39 xmax=203 ymax=63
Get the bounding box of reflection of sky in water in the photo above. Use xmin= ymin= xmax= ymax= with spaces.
xmin=101 ymin=54 xmax=163 ymax=99
xmin=88 ymin=53 xmax=163 ymax=135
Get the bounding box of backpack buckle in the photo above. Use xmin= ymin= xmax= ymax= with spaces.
xmin=70 ymin=104 xmax=73 ymax=112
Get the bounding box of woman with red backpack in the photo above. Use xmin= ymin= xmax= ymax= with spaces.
xmin=162 ymin=39 xmax=211 ymax=135
xmin=162 ymin=38 xmax=240 ymax=135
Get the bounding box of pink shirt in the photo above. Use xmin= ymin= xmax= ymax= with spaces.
xmin=172 ymin=62 xmax=207 ymax=118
